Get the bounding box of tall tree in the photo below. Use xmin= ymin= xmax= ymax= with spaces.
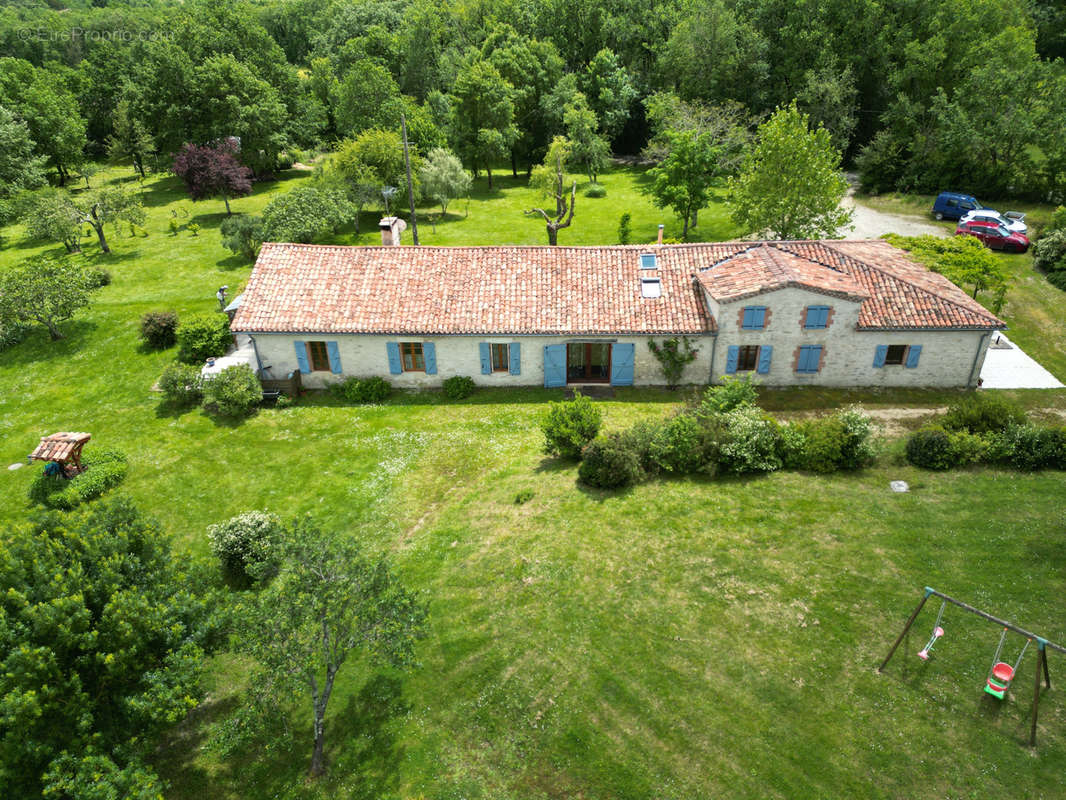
xmin=449 ymin=59 xmax=516 ymax=189
xmin=643 ymin=93 xmax=753 ymax=173
xmin=0 ymin=105 xmax=46 ymax=223
xmin=107 ymin=98 xmax=154 ymax=178
xmin=420 ymin=147 xmax=471 ymax=218
xmin=334 ymin=58 xmax=402 ymax=138
xmin=222 ymin=518 xmax=427 ymax=777
xmin=795 ymin=65 xmax=859 ymax=154
xmin=331 ymin=128 xmax=413 ymax=229
xmin=645 ymin=129 xmax=721 ymax=239
xmin=0 ymin=500 xmax=217 ymax=798
xmin=172 ymin=141 xmax=254 ymax=215
xmin=563 ymin=95 xmax=610 ymax=183
xmin=75 ymin=186 xmax=147 ymax=254
xmin=0 ymin=255 xmax=92 ymax=340
xmin=13 ymin=75 xmax=87 ymax=185
xmin=581 ymin=48 xmax=637 ymax=142
xmin=730 ymin=102 xmax=852 ymax=240
xmin=526 ymin=136 xmax=577 ymax=245
xmin=23 ymin=190 xmax=83 ymax=254
xmin=260 ymin=185 xmax=354 ymax=243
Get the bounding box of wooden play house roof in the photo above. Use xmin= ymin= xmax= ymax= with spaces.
xmin=30 ymin=432 xmax=91 ymax=466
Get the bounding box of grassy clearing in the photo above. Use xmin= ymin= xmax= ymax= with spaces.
xmin=1 ymin=166 xmax=1065 ymax=799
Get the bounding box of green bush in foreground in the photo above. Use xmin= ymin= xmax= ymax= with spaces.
xmin=442 ymin=375 xmax=476 ymax=399
xmin=542 ymin=391 xmax=602 ymax=460
xmin=28 ymin=448 xmax=129 ymax=509
xmin=176 ymin=313 xmax=231 ymax=365
xmin=207 ymin=510 xmax=284 ymax=586
xmin=719 ymin=405 xmax=783 ymax=474
xmin=942 ymin=392 xmax=1026 ymax=435
xmin=140 ymin=311 xmax=179 ymax=350
xmin=579 ymin=434 xmax=644 ymax=489
xmin=202 ymin=364 xmax=261 ymax=418
xmin=158 ymin=362 xmax=203 ymax=407
xmin=786 ymin=406 xmax=875 ymax=473
xmin=330 ymin=376 xmax=392 ymax=403
xmin=905 ymin=426 xmax=956 ymax=470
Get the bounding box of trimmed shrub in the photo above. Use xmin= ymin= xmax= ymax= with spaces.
xmin=1033 ymin=229 xmax=1066 ymax=274
xmin=28 ymin=448 xmax=128 ymax=509
xmin=330 ymin=376 xmax=392 ymax=404
xmin=988 ymin=425 xmax=1066 ymax=471
xmin=542 ymin=392 xmax=602 ymax=460
xmin=647 ymin=413 xmax=719 ymax=473
xmin=718 ymin=405 xmax=782 ymax=474
xmin=443 ymin=375 xmax=476 ymax=400
xmin=85 ymin=267 xmax=111 ymax=288
xmin=701 ymin=376 xmax=758 ymax=415
xmin=578 ymin=434 xmax=644 ymax=489
xmin=207 ymin=510 xmax=283 ymax=586
xmin=947 ymin=430 xmax=990 ymax=466
xmin=202 ymin=363 xmax=261 ymax=418
xmin=584 ymin=183 xmax=607 ymax=198
xmin=905 ymin=426 xmax=955 ymax=470
xmin=220 ymin=214 xmax=264 ymax=261
xmin=140 ymin=311 xmax=179 ymax=349
xmin=176 ymin=313 xmax=231 ymax=364
xmin=942 ymin=392 xmax=1026 ymax=434
xmin=158 ymin=362 xmax=203 ymax=407
xmin=788 ymin=406 xmax=875 ymax=473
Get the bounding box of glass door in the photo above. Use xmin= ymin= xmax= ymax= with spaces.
xmin=566 ymin=343 xmax=612 ymax=383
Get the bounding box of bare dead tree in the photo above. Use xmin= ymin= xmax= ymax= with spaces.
xmin=525 ymin=154 xmax=577 ymax=246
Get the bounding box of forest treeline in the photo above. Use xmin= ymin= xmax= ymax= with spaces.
xmin=2 ymin=0 xmax=1066 ymax=201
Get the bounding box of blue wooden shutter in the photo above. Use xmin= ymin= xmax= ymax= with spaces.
xmin=757 ymin=345 xmax=773 ymax=374
xmin=424 ymin=342 xmax=437 ymax=374
xmin=479 ymin=342 xmax=492 ymax=374
xmin=725 ymin=345 xmax=740 ymax=374
xmin=294 ymin=340 xmax=310 ymax=373
xmin=386 ymin=341 xmax=402 ymax=374
xmin=326 ymin=341 xmax=343 ymax=374
xmin=905 ymin=344 xmax=922 ymax=368
xmin=798 ymin=345 xmax=821 ymax=373
xmin=806 ymin=306 xmax=829 ymax=329
xmin=610 ymin=343 xmax=635 ymax=386
xmin=509 ymin=342 xmax=521 ymax=375
xmin=873 ymin=345 xmax=888 ymax=368
xmin=543 ymin=344 xmax=566 ymax=387
xmin=743 ymin=306 xmax=766 ymax=329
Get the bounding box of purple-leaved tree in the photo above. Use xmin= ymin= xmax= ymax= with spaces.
xmin=172 ymin=142 xmax=253 ymax=215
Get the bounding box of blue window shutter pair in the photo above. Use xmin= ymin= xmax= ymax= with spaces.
xmin=905 ymin=344 xmax=922 ymax=368
xmin=509 ymin=342 xmax=521 ymax=375
xmin=797 ymin=345 xmax=822 ymax=373
xmin=424 ymin=342 xmax=437 ymax=374
xmin=873 ymin=345 xmax=888 ymax=368
xmin=386 ymin=342 xmax=402 ymax=374
xmin=757 ymin=345 xmax=773 ymax=374
xmin=725 ymin=345 xmax=739 ymax=374
xmin=610 ymin=343 xmax=635 ymax=386
xmin=479 ymin=342 xmax=492 ymax=374
xmin=543 ymin=344 xmax=566 ymax=387
xmin=805 ymin=306 xmax=830 ymax=329
xmin=742 ymin=306 xmax=767 ymax=330
xmin=294 ymin=340 xmax=310 ymax=373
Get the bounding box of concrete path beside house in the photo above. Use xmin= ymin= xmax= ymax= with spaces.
xmin=979 ymin=332 xmax=1063 ymax=389
xmin=840 ymin=178 xmax=948 ymax=239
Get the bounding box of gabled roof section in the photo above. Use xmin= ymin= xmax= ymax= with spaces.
xmin=231 ymin=243 xmax=738 ymax=336
xmin=695 ymin=243 xmax=869 ymax=303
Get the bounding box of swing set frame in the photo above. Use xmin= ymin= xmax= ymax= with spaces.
xmin=878 ymin=587 xmax=1063 ymax=747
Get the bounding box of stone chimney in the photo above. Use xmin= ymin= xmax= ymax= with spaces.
xmin=379 ymin=216 xmax=407 ymax=246
xmin=657 ymin=224 xmax=664 ymax=245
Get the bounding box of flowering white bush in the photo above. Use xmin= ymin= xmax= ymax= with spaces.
xmin=207 ymin=510 xmax=283 ymax=585
xmin=719 ymin=405 xmax=783 ymax=474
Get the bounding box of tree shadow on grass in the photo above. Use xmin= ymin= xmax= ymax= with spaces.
xmin=0 ymin=320 xmax=97 ymax=367
xmin=214 ymin=253 xmax=253 ymax=271
xmin=152 ymin=692 xmax=242 ymax=796
xmin=534 ymin=455 xmax=575 ymax=474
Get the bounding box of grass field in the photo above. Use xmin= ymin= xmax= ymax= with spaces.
xmin=2 ymin=166 xmax=1066 ymax=799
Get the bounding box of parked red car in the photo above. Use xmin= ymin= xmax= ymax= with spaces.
xmin=955 ymin=219 xmax=1030 ymax=253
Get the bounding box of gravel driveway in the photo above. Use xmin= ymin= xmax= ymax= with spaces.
xmin=840 ymin=179 xmax=947 ymax=239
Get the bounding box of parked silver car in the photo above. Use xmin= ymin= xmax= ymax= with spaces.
xmin=959 ymin=208 xmax=1028 ymax=235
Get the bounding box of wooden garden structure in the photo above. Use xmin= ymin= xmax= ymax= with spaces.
xmin=29 ymin=432 xmax=91 ymax=476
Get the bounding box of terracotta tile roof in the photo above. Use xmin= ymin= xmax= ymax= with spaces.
xmin=231 ymin=240 xmax=1005 ymax=336
xmin=232 ymin=243 xmax=745 ymax=335
xmin=695 ymin=243 xmax=869 ymax=303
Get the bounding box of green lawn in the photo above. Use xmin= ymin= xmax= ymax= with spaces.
xmin=2 ymin=167 xmax=1066 ymax=799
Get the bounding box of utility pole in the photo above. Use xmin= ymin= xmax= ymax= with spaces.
xmin=401 ymin=113 xmax=419 ymax=245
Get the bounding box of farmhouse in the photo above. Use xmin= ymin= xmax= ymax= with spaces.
xmin=230 ymin=237 xmax=1005 ymax=389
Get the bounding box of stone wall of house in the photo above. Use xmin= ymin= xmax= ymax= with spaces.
xmin=250 ymin=333 xmax=718 ymax=389
xmin=710 ymin=286 xmax=991 ymax=387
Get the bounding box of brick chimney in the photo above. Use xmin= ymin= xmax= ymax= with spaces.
xmin=657 ymin=224 xmax=664 ymax=245
xmin=379 ymin=216 xmax=407 ymax=246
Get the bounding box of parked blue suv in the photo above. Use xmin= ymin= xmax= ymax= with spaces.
xmin=931 ymin=192 xmax=982 ymax=221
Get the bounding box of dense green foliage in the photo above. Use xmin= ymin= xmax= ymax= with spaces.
xmin=202 ymin=363 xmax=262 ymax=418
xmin=140 ymin=310 xmax=178 ymax=350
xmin=175 ymin=312 xmax=231 ymax=365
xmin=0 ymin=255 xmax=92 ymax=340
xmin=578 ymin=433 xmax=645 ymax=488
xmin=329 ymin=375 xmax=393 ymax=404
xmin=207 ymin=510 xmax=283 ymax=586
xmin=542 ymin=391 xmax=603 ymax=459
xmin=942 ymin=392 xmax=1027 ymax=435
xmin=442 ymin=375 xmax=476 ymax=399
xmin=884 ymin=234 xmax=1010 ymax=312
xmin=27 ymin=448 xmax=129 ymax=509
xmin=0 ymin=500 xmax=217 ymax=798
xmin=158 ymin=362 xmax=204 ymax=408
xmin=219 ymin=214 xmax=264 ymax=260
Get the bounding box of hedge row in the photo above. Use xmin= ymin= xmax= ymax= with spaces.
xmin=28 ymin=448 xmax=129 ymax=510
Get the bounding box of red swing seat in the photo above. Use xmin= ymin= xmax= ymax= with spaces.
xmin=991 ymin=662 xmax=1014 ymax=682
